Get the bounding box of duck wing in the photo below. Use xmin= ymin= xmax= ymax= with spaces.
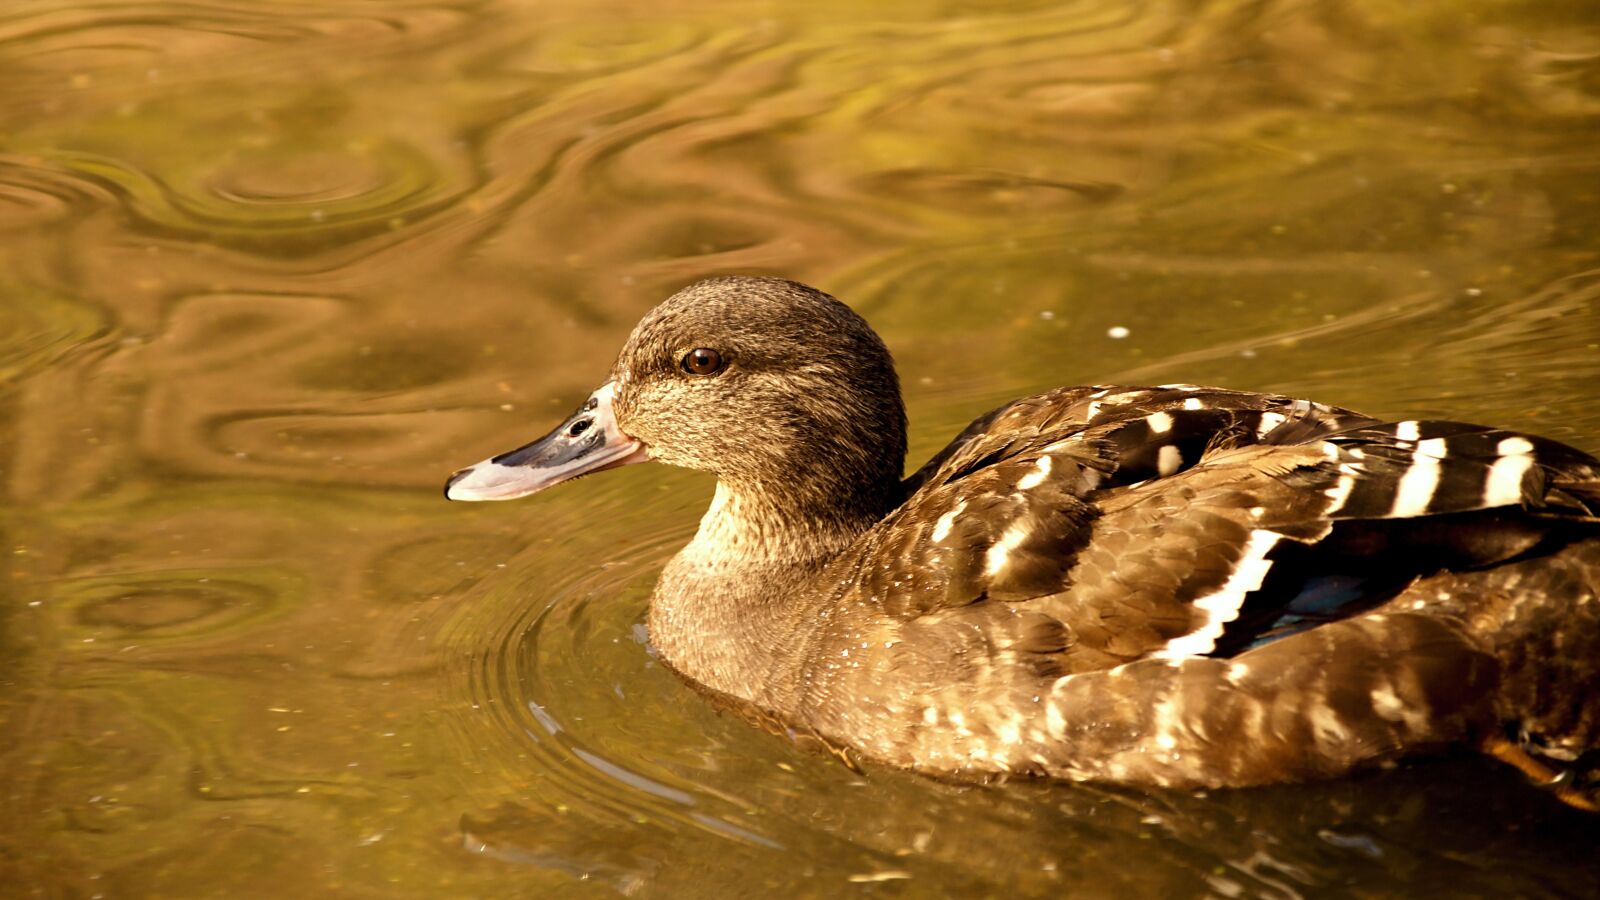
xmin=860 ymin=385 xmax=1368 ymax=621
xmin=901 ymin=384 xmax=1376 ymax=496
xmin=848 ymin=385 xmax=1600 ymax=671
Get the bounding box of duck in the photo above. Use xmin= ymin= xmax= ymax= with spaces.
xmin=445 ymin=276 xmax=1600 ymax=809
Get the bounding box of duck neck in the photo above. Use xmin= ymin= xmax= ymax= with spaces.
xmin=697 ymin=469 xmax=900 ymax=562
xmin=647 ymin=472 xmax=899 ymax=708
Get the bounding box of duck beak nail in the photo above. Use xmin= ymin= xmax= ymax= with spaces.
xmin=444 ymin=466 xmax=477 ymax=498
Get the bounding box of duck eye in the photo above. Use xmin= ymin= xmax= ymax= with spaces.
xmin=680 ymin=347 xmax=724 ymax=376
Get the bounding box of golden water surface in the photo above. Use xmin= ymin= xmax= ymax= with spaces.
xmin=3 ymin=0 xmax=1600 ymax=896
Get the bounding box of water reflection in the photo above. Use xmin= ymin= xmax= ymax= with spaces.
xmin=3 ymin=0 xmax=1599 ymax=895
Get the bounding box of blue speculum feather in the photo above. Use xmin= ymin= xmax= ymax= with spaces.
xmin=1226 ymin=575 xmax=1382 ymax=653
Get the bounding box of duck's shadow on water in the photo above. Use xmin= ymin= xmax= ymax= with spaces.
xmin=457 ymin=713 xmax=1599 ymax=897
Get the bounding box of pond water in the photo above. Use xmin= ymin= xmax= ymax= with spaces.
xmin=4 ymin=0 xmax=1600 ymax=896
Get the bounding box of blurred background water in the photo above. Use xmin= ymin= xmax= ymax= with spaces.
xmin=3 ymin=1 xmax=1599 ymax=896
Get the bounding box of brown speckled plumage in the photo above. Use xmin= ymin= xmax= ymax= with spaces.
xmin=447 ymin=277 xmax=1600 ymax=804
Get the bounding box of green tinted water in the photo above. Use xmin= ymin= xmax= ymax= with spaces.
xmin=3 ymin=1 xmax=1599 ymax=896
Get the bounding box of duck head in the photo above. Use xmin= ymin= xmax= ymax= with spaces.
xmin=445 ymin=277 xmax=908 ymax=530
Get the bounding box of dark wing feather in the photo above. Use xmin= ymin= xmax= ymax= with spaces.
xmin=1313 ymin=420 xmax=1600 ymax=521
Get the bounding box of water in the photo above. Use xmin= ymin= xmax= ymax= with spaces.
xmin=3 ymin=0 xmax=1599 ymax=896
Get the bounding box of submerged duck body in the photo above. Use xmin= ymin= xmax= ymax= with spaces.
xmin=447 ymin=277 xmax=1600 ymax=804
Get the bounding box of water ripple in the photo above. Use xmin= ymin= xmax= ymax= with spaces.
xmin=5 ymin=0 xmax=1600 ymax=895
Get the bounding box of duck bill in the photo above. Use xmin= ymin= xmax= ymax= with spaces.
xmin=444 ymin=381 xmax=649 ymax=501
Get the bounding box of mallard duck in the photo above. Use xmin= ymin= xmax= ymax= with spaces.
xmin=446 ymin=277 xmax=1600 ymax=809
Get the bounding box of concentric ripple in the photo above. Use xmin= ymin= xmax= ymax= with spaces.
xmin=438 ymin=475 xmax=795 ymax=884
